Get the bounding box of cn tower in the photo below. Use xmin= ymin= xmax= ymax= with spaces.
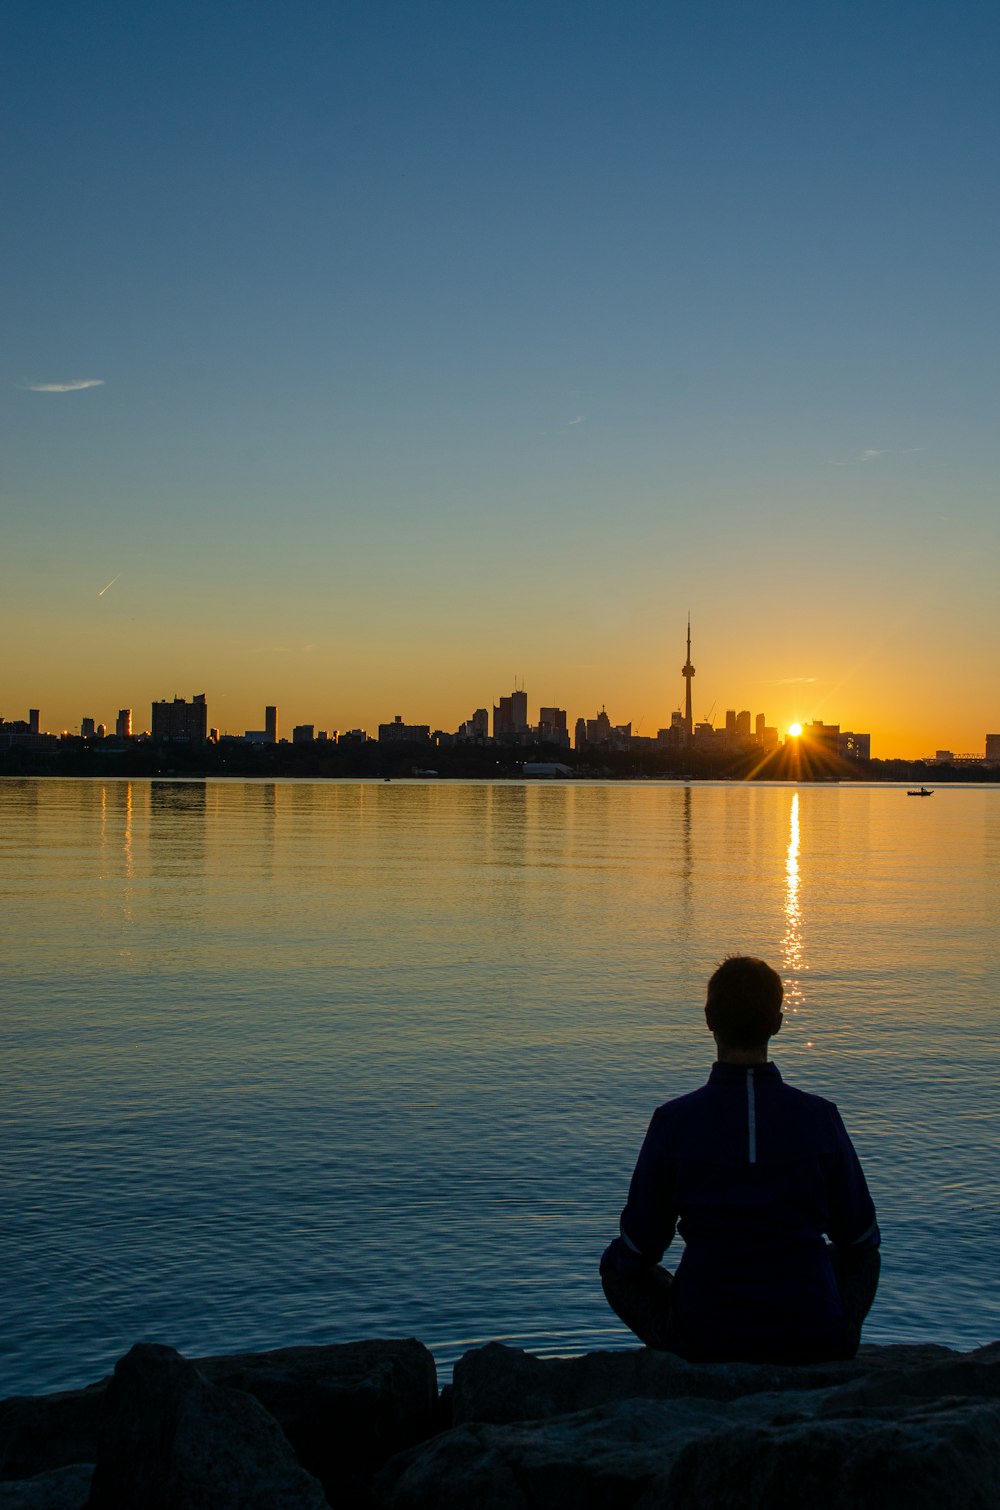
xmin=681 ymin=617 xmax=695 ymax=744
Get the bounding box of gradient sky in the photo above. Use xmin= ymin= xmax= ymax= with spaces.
xmin=3 ymin=1 xmax=998 ymax=756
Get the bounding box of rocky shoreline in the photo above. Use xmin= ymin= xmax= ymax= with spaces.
xmin=2 ymin=1336 xmax=998 ymax=1508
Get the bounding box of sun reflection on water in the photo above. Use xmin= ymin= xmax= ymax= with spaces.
xmin=781 ymin=791 xmax=807 ymax=1019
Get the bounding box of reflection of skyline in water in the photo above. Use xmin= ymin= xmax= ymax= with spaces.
xmin=781 ymin=791 xmax=807 ymax=1025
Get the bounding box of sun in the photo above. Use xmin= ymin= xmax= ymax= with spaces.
xmin=788 ymin=722 xmax=803 ymax=738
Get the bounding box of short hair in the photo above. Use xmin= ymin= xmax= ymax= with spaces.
xmin=705 ymin=956 xmax=784 ymax=1049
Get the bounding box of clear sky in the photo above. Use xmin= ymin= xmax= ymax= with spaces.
xmin=3 ymin=1 xmax=998 ymax=756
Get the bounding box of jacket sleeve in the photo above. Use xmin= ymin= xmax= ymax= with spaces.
xmin=600 ymin=1108 xmax=677 ymax=1274
xmin=825 ymin=1106 xmax=880 ymax=1259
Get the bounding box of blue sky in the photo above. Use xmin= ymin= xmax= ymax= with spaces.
xmin=3 ymin=1 xmax=998 ymax=752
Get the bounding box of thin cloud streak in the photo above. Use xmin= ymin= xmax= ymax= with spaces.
xmin=827 ymin=445 xmax=923 ymax=467
xmin=21 ymin=378 xmax=105 ymax=393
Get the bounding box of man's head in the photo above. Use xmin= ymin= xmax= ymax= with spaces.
xmin=705 ymin=956 xmax=784 ymax=1053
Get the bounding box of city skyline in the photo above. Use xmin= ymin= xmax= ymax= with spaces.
xmin=6 ymin=621 xmax=996 ymax=760
xmin=3 ymin=4 xmax=998 ymax=759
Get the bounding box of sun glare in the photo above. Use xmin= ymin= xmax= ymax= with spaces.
xmin=788 ymin=722 xmax=803 ymax=737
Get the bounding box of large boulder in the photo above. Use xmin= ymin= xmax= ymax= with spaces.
xmin=375 ymin=1341 xmax=1000 ymax=1510
xmin=0 ymin=1388 xmax=104 ymax=1482
xmin=199 ymin=1338 xmax=439 ymax=1502
xmin=85 ymin=1343 xmax=327 ymax=1510
xmin=374 ymin=1385 xmax=1000 ymax=1510
xmin=1 ymin=1337 xmax=438 ymax=1502
xmin=663 ymin=1397 xmax=1000 ymax=1510
xmin=372 ymin=1397 xmax=734 ymax=1510
xmin=449 ymin=1340 xmax=958 ymax=1424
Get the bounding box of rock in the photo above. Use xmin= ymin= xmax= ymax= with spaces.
xmin=0 ymin=1465 xmax=92 ymax=1510
xmin=1 ymin=1337 xmax=438 ymax=1502
xmin=200 ymin=1338 xmax=438 ymax=1502
xmin=449 ymin=1339 xmax=962 ymax=1424
xmin=378 ymin=1340 xmax=1000 ymax=1509
xmin=661 ymin=1397 xmax=1000 ymax=1510
xmin=0 ymin=1388 xmax=105 ymax=1482
xmin=5 ymin=1338 xmax=1000 ymax=1509
xmin=374 ymin=1383 xmax=1000 ymax=1510
xmin=85 ymin=1342 xmax=327 ymax=1510
xmin=372 ymin=1397 xmax=735 ymax=1510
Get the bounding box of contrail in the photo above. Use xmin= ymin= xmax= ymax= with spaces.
xmin=98 ymin=574 xmax=121 ymax=597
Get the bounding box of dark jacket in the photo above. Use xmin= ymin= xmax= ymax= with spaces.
xmin=601 ymin=1061 xmax=880 ymax=1362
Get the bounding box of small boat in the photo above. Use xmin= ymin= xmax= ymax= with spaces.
xmin=907 ymin=787 xmax=933 ymax=797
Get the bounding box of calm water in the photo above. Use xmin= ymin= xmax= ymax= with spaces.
xmin=2 ymin=777 xmax=998 ymax=1396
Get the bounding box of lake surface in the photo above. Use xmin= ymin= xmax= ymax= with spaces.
xmin=2 ymin=777 xmax=998 ymax=1395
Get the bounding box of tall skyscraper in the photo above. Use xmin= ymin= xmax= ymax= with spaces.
xmin=265 ymin=705 xmax=278 ymax=744
xmin=681 ymin=618 xmax=695 ymax=745
xmin=493 ymin=688 xmax=529 ymax=738
xmin=28 ymin=709 xmax=39 ymax=734
xmin=116 ymin=708 xmax=132 ymax=738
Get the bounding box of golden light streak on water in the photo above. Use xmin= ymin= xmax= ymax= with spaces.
xmin=781 ymin=791 xmax=807 ymax=1021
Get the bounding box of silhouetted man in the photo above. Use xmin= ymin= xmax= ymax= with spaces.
xmin=601 ymin=956 xmax=880 ymax=1363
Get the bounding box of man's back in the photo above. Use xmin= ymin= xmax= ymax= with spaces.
xmin=614 ymin=1061 xmax=879 ymax=1361
xmin=602 ymin=958 xmax=880 ymax=1363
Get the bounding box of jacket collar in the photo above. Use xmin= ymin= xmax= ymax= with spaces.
xmin=708 ymin=1060 xmax=782 ymax=1084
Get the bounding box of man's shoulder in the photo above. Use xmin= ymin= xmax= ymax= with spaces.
xmin=775 ymin=1077 xmax=842 ymax=1121
xmin=651 ymin=1082 xmax=715 ymax=1124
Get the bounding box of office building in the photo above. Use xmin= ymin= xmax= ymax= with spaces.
xmin=578 ymin=708 xmax=631 ymax=750
xmin=151 ymin=693 xmax=208 ymax=746
xmin=536 ymin=707 xmax=569 ymax=746
xmin=457 ymin=707 xmax=490 ymax=742
xmin=985 ymin=735 xmax=1000 ymax=764
xmin=292 ymin=725 xmax=314 ymax=743
xmin=378 ymin=715 xmax=430 ymax=743
xmin=29 ymin=709 xmax=39 ymax=734
xmin=494 ymin=689 xmax=529 ymax=739
xmin=736 ymin=710 xmax=751 ymax=741
xmin=81 ymin=717 xmax=96 ymax=738
xmin=801 ymin=720 xmax=840 ymax=755
xmin=265 ymin=706 xmax=278 ymax=744
xmin=839 ymin=731 xmax=871 ymax=761
xmin=116 ymin=709 xmax=132 ymax=738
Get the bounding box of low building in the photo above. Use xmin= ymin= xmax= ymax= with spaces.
xmin=378 ymin=715 xmax=431 ymax=743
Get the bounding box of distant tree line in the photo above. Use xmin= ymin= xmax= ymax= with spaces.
xmin=1 ymin=738 xmax=997 ymax=784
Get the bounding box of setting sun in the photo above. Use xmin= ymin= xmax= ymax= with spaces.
xmin=788 ymin=723 xmax=803 ymax=738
